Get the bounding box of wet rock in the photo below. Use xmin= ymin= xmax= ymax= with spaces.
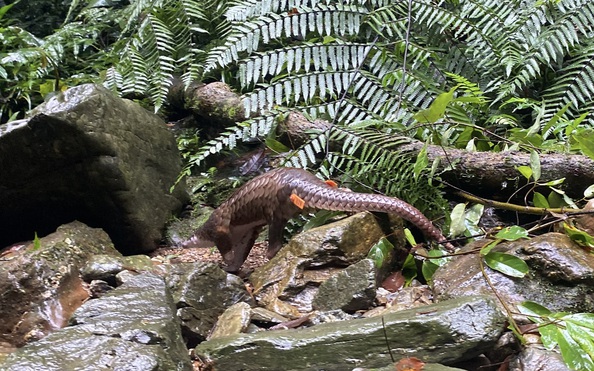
xmin=0 ymin=221 xmax=118 ymax=348
xmin=508 ymin=345 xmax=570 ymax=371
xmin=0 ymin=84 xmax=188 ymax=253
xmin=312 ymin=258 xmax=377 ymax=313
xmin=250 ymin=212 xmax=387 ymax=316
xmin=1 ymin=273 xmax=192 ymax=371
xmin=307 ymin=310 xmax=356 ymax=326
xmin=432 ymin=233 xmax=594 ymax=313
xmin=167 ymin=262 xmax=253 ymax=343
xmin=194 ymin=295 xmax=506 ymax=371
xmin=209 ymin=302 xmax=252 ymax=339
xmin=80 ymin=255 xmax=124 ymax=283
xmin=250 ymin=307 xmax=289 ymax=325
xmin=373 ymin=284 xmax=434 ymax=315
xmin=277 ymin=111 xmax=331 ymax=148
xmin=80 ymin=254 xmax=154 ymax=283
xmin=87 ymin=279 xmax=114 ymax=298
xmin=518 ymin=232 xmax=594 ymax=283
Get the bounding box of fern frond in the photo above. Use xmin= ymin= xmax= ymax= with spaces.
xmin=242 ymin=71 xmax=359 ymax=115
xmin=204 ymin=4 xmax=369 ymax=73
xmin=120 ymin=43 xmax=151 ymax=94
xmin=297 ymin=101 xmax=378 ymax=124
xmin=496 ymin=1 xmax=594 ymax=99
xmin=189 ymin=111 xmax=282 ymax=166
xmin=104 ymin=67 xmax=124 ymax=93
xmin=541 ymin=42 xmax=594 ymax=124
xmin=120 ymin=0 xmax=165 ymax=36
xmin=237 ymin=43 xmax=373 ymax=87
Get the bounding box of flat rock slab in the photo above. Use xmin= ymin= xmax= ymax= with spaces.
xmin=0 ymin=84 xmax=187 ymax=252
xmin=1 ymin=273 xmax=192 ymax=371
xmin=195 ymin=295 xmax=506 ymax=370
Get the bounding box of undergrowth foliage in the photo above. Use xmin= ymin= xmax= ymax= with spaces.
xmin=3 ymin=0 xmax=594 ymax=205
xmin=181 ymin=0 xmax=594 ymax=158
xmin=172 ymin=0 xmax=594 ymax=214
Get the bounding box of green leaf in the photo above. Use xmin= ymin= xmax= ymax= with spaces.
xmin=455 ymin=126 xmax=475 ymax=148
xmin=542 ymin=103 xmax=571 ymax=140
xmin=465 ymin=138 xmax=476 ymax=151
xmin=516 ymin=165 xmax=533 ymax=180
xmin=567 ymin=321 xmax=594 ymax=361
xmin=543 ymin=178 xmax=566 ymax=187
xmin=563 ymin=223 xmax=594 ymax=248
xmin=538 ymin=323 xmax=561 ymax=350
xmin=429 ymin=157 xmax=441 ymax=183
xmin=480 ymin=239 xmax=499 ymax=256
xmin=0 ymin=3 xmax=16 ymax=20
xmin=530 ymin=150 xmax=541 ymax=182
xmin=574 ymin=131 xmax=594 ymax=160
xmin=265 ymin=137 xmax=290 ymax=153
xmin=533 ymin=192 xmax=549 ymax=208
xmin=558 ymin=328 xmax=594 ymax=370
xmin=33 ymin=232 xmax=41 ymax=251
xmin=495 ymin=226 xmax=529 ymax=241
xmin=404 ymin=228 xmax=417 ymax=247
xmin=464 ymin=203 xmax=485 ymax=237
xmin=547 ymin=187 xmax=578 ymax=209
xmin=421 ymin=260 xmax=440 ymax=283
xmin=402 ymin=254 xmax=417 ymax=286
xmin=561 ymin=193 xmax=579 ymax=209
xmin=322 ymin=36 xmax=337 ymax=44
xmin=566 ymin=313 xmax=594 ymax=330
xmin=518 ymin=301 xmax=552 ymax=317
xmin=413 ymin=143 xmax=429 ymax=180
xmin=413 ymin=86 xmax=457 ymax=123
xmin=449 ymin=203 xmax=467 ymax=237
xmin=483 ymin=251 xmax=529 ymax=277
xmin=584 ymin=184 xmax=594 ymax=199
xmin=548 ymin=191 xmax=565 ymax=208
xmin=367 ymin=237 xmax=394 ymax=268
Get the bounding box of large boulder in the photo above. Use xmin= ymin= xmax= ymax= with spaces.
xmin=432 ymin=233 xmax=594 ymax=313
xmin=0 ymin=221 xmax=120 ymax=348
xmin=0 ymin=84 xmax=188 ymax=253
xmin=1 ymin=273 xmax=192 ymax=371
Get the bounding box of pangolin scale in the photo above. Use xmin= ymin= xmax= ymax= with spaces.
xmin=182 ymin=167 xmax=453 ymax=272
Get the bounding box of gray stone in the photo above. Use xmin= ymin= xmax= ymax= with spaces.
xmin=208 ymin=302 xmax=252 ymax=339
xmin=432 ymin=233 xmax=594 ymax=313
xmin=80 ymin=254 xmax=154 ymax=283
xmin=194 ymin=296 xmax=506 ymax=370
xmin=1 ymin=273 xmax=192 ymax=371
xmin=250 ymin=307 xmax=289 ymax=324
xmin=250 ymin=212 xmax=387 ymax=316
xmin=508 ymin=345 xmax=570 ymax=371
xmin=0 ymin=84 xmax=188 ymax=253
xmin=0 ymin=221 xmax=118 ymax=347
xmin=313 ymin=258 xmax=377 ymax=312
xmin=167 ymin=262 xmax=253 ymax=342
xmin=518 ymin=232 xmax=594 ymax=283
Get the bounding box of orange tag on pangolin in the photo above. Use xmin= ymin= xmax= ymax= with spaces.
xmin=290 ymin=194 xmax=305 ymax=209
xmin=324 ymin=179 xmax=338 ymax=188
